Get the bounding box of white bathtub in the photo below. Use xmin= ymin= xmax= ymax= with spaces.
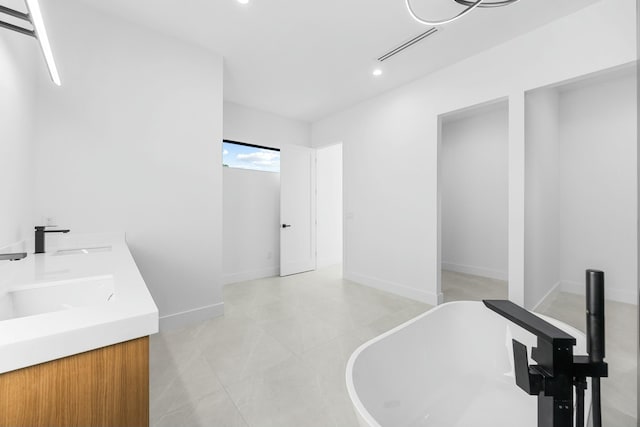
xmin=346 ymin=301 xmax=590 ymax=427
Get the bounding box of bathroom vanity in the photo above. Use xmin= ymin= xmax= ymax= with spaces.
xmin=0 ymin=233 xmax=158 ymax=427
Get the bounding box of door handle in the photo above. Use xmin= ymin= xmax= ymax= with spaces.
xmin=282 ymin=224 xmax=292 ymax=229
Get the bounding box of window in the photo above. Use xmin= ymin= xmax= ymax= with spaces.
xmin=222 ymin=140 xmax=280 ymax=173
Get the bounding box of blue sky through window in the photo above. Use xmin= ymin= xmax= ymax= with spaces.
xmin=223 ymin=141 xmax=280 ymax=173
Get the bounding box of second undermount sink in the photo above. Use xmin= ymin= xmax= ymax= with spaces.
xmin=54 ymin=246 xmax=112 ymax=256
xmin=0 ymin=276 xmax=115 ymax=321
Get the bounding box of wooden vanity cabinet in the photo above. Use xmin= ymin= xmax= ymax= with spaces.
xmin=0 ymin=337 xmax=149 ymax=427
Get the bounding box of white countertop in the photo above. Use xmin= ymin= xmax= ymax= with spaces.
xmin=0 ymin=232 xmax=159 ymax=374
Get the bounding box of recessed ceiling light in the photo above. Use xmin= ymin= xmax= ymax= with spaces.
xmin=372 ymin=68 xmax=383 ymax=77
xmin=237 ymin=0 xmax=249 ymax=4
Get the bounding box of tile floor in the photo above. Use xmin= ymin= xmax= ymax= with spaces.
xmin=150 ymin=267 xmax=637 ymax=426
xmin=150 ymin=266 xmax=430 ymax=427
xmin=442 ymin=269 xmax=508 ymax=302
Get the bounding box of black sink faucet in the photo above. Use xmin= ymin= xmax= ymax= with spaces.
xmin=484 ymin=270 xmax=607 ymax=427
xmin=35 ymin=226 xmax=70 ymax=254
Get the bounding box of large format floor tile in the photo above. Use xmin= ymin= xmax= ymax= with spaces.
xmin=442 ymin=269 xmax=508 ymax=302
xmin=149 ymin=266 xmax=636 ymax=426
xmin=153 ymin=389 xmax=248 ymax=427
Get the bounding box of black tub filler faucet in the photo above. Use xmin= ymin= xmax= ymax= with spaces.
xmin=34 ymin=225 xmax=70 ymax=254
xmin=484 ymin=270 xmax=608 ymax=427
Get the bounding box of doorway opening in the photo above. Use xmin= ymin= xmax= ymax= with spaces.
xmin=222 ymin=140 xmax=282 ymax=285
xmin=438 ymin=100 xmax=509 ymax=303
xmin=222 ymin=140 xmax=343 ymax=283
xmin=279 ymin=143 xmax=343 ymax=276
xmin=524 ymin=64 xmax=637 ymax=310
xmin=524 ymin=64 xmax=637 ymax=423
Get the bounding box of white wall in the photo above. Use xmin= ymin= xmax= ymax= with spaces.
xmin=224 ymin=101 xmax=311 ymax=148
xmin=312 ymin=0 xmax=636 ymax=305
xmin=316 ymin=144 xmax=343 ymax=268
xmin=222 ymin=168 xmax=280 ymax=284
xmin=558 ymin=70 xmax=637 ymax=304
xmin=222 ymin=103 xmax=310 ymax=283
xmin=32 ymin=1 xmax=224 ymax=329
xmin=441 ymin=104 xmax=508 ymax=281
xmin=525 ymin=88 xmax=561 ymax=309
xmin=0 ymin=31 xmax=36 ymax=252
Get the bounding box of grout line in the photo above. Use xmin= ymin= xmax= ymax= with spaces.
xmin=219 ymin=382 xmax=253 ymax=427
xmin=199 ymin=341 xmax=253 ymax=427
xmin=531 ymin=281 xmax=562 ymax=312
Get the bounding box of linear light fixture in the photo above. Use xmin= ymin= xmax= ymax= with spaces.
xmin=0 ymin=0 xmax=61 ymax=85
xmin=405 ymin=0 xmax=521 ymax=26
xmin=377 ymin=27 xmax=438 ymax=62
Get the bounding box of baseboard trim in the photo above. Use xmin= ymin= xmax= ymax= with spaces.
xmin=159 ymin=302 xmax=224 ymax=331
xmin=345 ymin=271 xmax=441 ymax=306
xmin=222 ymin=267 xmax=279 ymax=285
xmin=560 ymin=280 xmax=637 ymax=305
xmin=441 ymin=262 xmax=508 ymax=281
xmin=531 ymin=281 xmax=562 ymax=311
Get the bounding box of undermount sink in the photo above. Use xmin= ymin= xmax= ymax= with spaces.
xmin=0 ymin=276 xmax=115 ymax=321
xmin=54 ymin=246 xmax=112 ymax=256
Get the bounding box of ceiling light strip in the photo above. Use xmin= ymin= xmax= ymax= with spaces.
xmin=377 ymin=27 xmax=438 ymax=62
xmin=24 ymin=0 xmax=61 ymax=86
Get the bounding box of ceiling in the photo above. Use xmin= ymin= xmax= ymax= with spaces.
xmin=76 ymin=0 xmax=600 ymax=122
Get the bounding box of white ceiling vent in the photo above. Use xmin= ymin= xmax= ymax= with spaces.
xmin=377 ymin=27 xmax=439 ymax=62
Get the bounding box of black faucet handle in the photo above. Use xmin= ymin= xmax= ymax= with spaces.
xmin=35 ymin=225 xmax=70 ymax=233
xmin=513 ymin=339 xmax=543 ymax=395
xmin=484 ymin=300 xmax=576 ymax=346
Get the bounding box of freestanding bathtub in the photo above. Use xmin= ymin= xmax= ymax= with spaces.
xmin=346 ymin=301 xmax=590 ymax=427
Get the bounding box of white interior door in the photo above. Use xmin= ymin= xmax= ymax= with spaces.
xmin=280 ymin=145 xmax=316 ymax=276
